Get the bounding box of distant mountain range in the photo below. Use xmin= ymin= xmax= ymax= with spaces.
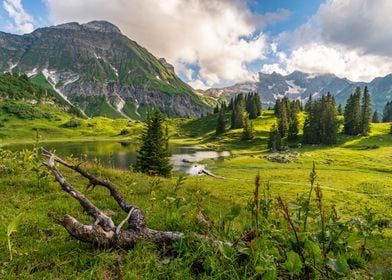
xmin=0 ymin=21 xmax=212 ymax=119
xmin=204 ymin=71 xmax=392 ymax=113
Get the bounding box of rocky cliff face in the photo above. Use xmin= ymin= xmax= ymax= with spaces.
xmin=204 ymin=71 xmax=392 ymax=113
xmin=0 ymin=21 xmax=212 ymax=118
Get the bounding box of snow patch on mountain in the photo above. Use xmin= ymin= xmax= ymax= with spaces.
xmin=285 ymin=80 xmax=305 ymax=95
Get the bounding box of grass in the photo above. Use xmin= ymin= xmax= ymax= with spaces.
xmin=0 ymin=109 xmax=392 ymax=278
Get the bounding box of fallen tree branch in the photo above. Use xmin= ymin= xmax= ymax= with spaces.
xmin=42 ymin=149 xmax=184 ymax=248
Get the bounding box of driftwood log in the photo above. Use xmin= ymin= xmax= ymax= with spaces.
xmin=42 ymin=149 xmax=184 ymax=249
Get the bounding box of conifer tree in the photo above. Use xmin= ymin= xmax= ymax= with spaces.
xmin=135 ymin=111 xmax=172 ymax=177
xmin=372 ymin=110 xmax=380 ymax=123
xmin=231 ymin=94 xmax=245 ymax=129
xmin=303 ymin=93 xmax=338 ymax=144
xmin=213 ymin=104 xmax=219 ymax=114
xmin=246 ymin=93 xmax=258 ymax=119
xmin=254 ymin=94 xmax=262 ymax=116
xmin=287 ymin=113 xmax=299 ymax=141
xmin=344 ymin=87 xmax=361 ymax=135
xmin=304 ymin=94 xmax=312 ymax=112
xmin=382 ymin=101 xmax=392 ymax=122
xmin=278 ymin=102 xmax=289 ymax=137
xmin=337 ymin=104 xmax=343 ymax=115
xmin=216 ymin=105 xmax=226 ymax=135
xmin=268 ymin=124 xmax=282 ymax=152
xmin=360 ymin=86 xmax=371 ymax=135
xmin=242 ymin=114 xmax=254 ymax=140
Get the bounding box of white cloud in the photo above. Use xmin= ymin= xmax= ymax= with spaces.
xmin=44 ymin=0 xmax=288 ymax=87
xmin=274 ymin=0 xmax=392 ymax=82
xmin=317 ymin=0 xmax=392 ymax=56
xmin=2 ymin=0 xmax=34 ymax=33
xmin=187 ymin=79 xmax=209 ymax=90
xmin=260 ymin=63 xmax=287 ymax=75
xmin=282 ymin=43 xmax=392 ymax=82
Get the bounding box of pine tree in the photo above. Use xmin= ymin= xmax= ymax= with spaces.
xmin=360 ymin=86 xmax=371 ymax=135
xmin=287 ymin=113 xmax=299 ymax=141
xmin=216 ymin=105 xmax=226 ymax=135
xmin=344 ymin=87 xmax=361 ymax=135
xmin=134 ymin=111 xmax=172 ymax=177
xmin=268 ymin=124 xmax=282 ymax=152
xmin=372 ymin=110 xmax=380 ymax=123
xmin=254 ymin=93 xmax=262 ymax=116
xmin=242 ymin=114 xmax=254 ymax=140
xmin=304 ymin=94 xmax=312 ymax=112
xmin=231 ymin=94 xmax=245 ymax=129
xmin=213 ymin=104 xmax=219 ymax=114
xmin=278 ymin=102 xmax=289 ymax=137
xmin=246 ymin=93 xmax=258 ymax=119
xmin=382 ymin=101 xmax=392 ymax=122
xmin=303 ymin=93 xmax=338 ymax=145
xmin=337 ymin=104 xmax=343 ymax=115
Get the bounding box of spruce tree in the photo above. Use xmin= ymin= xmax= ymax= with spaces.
xmin=268 ymin=124 xmax=282 ymax=152
xmin=134 ymin=111 xmax=172 ymax=177
xmin=344 ymin=87 xmax=361 ymax=135
xmin=242 ymin=114 xmax=254 ymax=140
xmin=382 ymin=101 xmax=392 ymax=122
xmin=304 ymin=94 xmax=312 ymax=112
xmin=231 ymin=94 xmax=245 ymax=129
xmin=278 ymin=102 xmax=289 ymax=137
xmin=337 ymin=104 xmax=343 ymax=115
xmin=216 ymin=105 xmax=226 ymax=135
xmin=372 ymin=110 xmax=380 ymax=123
xmin=254 ymin=93 xmax=262 ymax=116
xmin=287 ymin=113 xmax=299 ymax=141
xmin=360 ymin=86 xmax=371 ymax=135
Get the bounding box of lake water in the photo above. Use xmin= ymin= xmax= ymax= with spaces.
xmin=4 ymin=141 xmax=230 ymax=175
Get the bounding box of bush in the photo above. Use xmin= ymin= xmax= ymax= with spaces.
xmin=61 ymin=118 xmax=83 ymax=128
xmin=2 ymin=101 xmax=53 ymax=120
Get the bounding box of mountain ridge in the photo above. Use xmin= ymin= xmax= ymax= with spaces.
xmin=0 ymin=21 xmax=212 ymax=119
xmin=203 ymin=70 xmax=392 ymax=113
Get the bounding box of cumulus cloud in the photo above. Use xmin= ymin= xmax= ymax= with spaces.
xmin=282 ymin=43 xmax=392 ymax=82
xmin=2 ymin=0 xmax=34 ymax=33
xmin=44 ymin=0 xmax=289 ymax=87
xmin=273 ymin=0 xmax=392 ymax=82
xmin=317 ymin=0 xmax=392 ymax=56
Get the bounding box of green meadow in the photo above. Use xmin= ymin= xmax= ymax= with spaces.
xmin=1 ymin=109 xmax=392 ymax=278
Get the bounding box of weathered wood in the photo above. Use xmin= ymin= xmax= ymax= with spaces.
xmin=42 ymin=149 xmax=184 ymax=248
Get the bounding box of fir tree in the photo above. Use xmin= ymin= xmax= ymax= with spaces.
xmin=372 ymin=110 xmax=380 ymax=123
xmin=134 ymin=111 xmax=172 ymax=177
xmin=337 ymin=104 xmax=343 ymax=115
xmin=287 ymin=113 xmax=299 ymax=141
xmin=278 ymin=102 xmax=289 ymax=137
xmin=382 ymin=101 xmax=392 ymax=122
xmin=304 ymin=94 xmax=312 ymax=112
xmin=216 ymin=105 xmax=226 ymax=135
xmin=246 ymin=93 xmax=258 ymax=119
xmin=360 ymin=86 xmax=371 ymax=135
xmin=303 ymin=93 xmax=338 ymax=145
xmin=268 ymin=124 xmax=282 ymax=152
xmin=344 ymin=87 xmax=361 ymax=135
xmin=242 ymin=114 xmax=254 ymax=140
xmin=213 ymin=104 xmax=219 ymax=114
xmin=231 ymin=94 xmax=245 ymax=129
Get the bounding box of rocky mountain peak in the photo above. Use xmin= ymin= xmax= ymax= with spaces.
xmin=50 ymin=21 xmax=121 ymax=34
xmin=82 ymin=21 xmax=122 ymax=33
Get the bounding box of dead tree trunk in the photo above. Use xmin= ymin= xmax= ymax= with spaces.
xmin=42 ymin=149 xmax=184 ymax=249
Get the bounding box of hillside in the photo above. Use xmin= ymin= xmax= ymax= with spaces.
xmin=0 ymin=21 xmax=213 ymax=118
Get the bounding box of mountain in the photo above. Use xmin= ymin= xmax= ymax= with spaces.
xmin=0 ymin=21 xmax=212 ymax=119
xmin=204 ymin=71 xmax=392 ymax=113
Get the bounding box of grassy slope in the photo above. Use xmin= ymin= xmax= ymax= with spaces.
xmin=0 ymin=110 xmax=392 ymax=278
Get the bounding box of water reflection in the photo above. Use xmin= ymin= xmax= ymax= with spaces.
xmin=5 ymin=141 xmax=230 ymax=174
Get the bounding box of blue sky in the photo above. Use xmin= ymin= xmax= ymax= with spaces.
xmin=1 ymin=0 xmax=392 ymax=88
